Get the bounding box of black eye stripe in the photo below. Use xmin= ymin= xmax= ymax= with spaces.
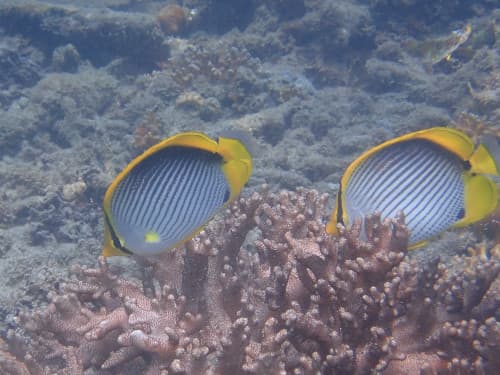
xmin=336 ymin=184 xmax=344 ymax=226
xmin=104 ymin=213 xmax=134 ymax=255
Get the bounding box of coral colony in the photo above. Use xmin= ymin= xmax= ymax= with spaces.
xmin=1 ymin=188 xmax=499 ymax=374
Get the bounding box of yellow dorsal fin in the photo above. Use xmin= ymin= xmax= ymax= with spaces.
xmin=455 ymin=173 xmax=498 ymax=227
xmin=217 ymin=136 xmax=253 ymax=200
xmin=163 ymin=132 xmax=219 ymax=152
xmin=409 ymin=127 xmax=475 ymax=160
xmin=469 ymin=143 xmax=500 ymax=175
xmin=416 ymin=128 xmax=499 ymax=175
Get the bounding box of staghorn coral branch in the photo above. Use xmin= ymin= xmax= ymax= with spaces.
xmin=3 ymin=188 xmax=499 ymax=374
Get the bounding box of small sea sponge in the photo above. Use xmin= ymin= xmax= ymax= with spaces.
xmin=468 ymin=71 xmax=500 ymax=108
xmin=157 ymin=4 xmax=188 ymax=34
xmin=175 ymin=91 xmax=205 ymax=109
xmin=175 ymin=91 xmax=221 ymax=120
xmin=133 ymin=112 xmax=162 ymax=150
xmin=61 ymin=180 xmax=87 ymax=201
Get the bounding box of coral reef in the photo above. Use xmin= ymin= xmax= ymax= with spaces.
xmin=132 ymin=111 xmax=162 ymax=151
xmin=451 ymin=112 xmax=500 ymax=142
xmin=158 ymin=39 xmax=265 ymax=114
xmin=0 ymin=33 xmax=44 ymax=107
xmin=0 ymin=35 xmax=43 ymax=91
xmin=51 ymin=44 xmax=81 ymax=73
xmin=282 ymin=0 xmax=374 ymax=57
xmin=157 ymin=4 xmax=190 ymax=35
xmin=370 ymin=0 xmax=496 ymax=28
xmin=2 ymin=188 xmax=499 ymax=374
xmin=0 ymin=3 xmax=169 ymax=69
xmin=175 ymin=91 xmax=221 ymax=120
xmin=1 ymin=1 xmax=500 ymax=373
xmin=468 ymin=71 xmax=500 ymax=110
xmin=196 ymin=0 xmax=257 ymax=34
xmin=161 ymin=40 xmax=260 ymax=85
xmin=61 ymin=179 xmax=88 ymax=202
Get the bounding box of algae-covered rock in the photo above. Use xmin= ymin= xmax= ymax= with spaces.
xmin=0 ymin=2 xmax=169 ymax=68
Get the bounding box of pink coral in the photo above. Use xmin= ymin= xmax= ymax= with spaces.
xmin=2 ymin=188 xmax=499 ymax=374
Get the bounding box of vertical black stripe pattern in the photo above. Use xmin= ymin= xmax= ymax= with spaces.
xmin=344 ymin=139 xmax=465 ymax=245
xmin=110 ymin=146 xmax=230 ymax=255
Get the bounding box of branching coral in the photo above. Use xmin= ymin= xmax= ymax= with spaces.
xmin=156 ymin=39 xmax=263 ymax=114
xmin=132 ymin=111 xmax=162 ymax=151
xmin=451 ymin=112 xmax=500 ymax=142
xmin=2 ymin=188 xmax=499 ymax=374
xmin=468 ymin=71 xmax=500 ymax=109
xmin=160 ymin=42 xmax=261 ymax=87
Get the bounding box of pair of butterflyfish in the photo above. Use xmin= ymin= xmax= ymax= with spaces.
xmin=102 ymin=127 xmax=498 ymax=257
xmin=102 ymin=132 xmax=252 ymax=257
xmin=326 ymin=127 xmax=499 ymax=249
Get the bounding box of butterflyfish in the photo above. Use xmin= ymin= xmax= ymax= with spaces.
xmin=326 ymin=127 xmax=499 ymax=249
xmin=102 ymin=131 xmax=252 ymax=256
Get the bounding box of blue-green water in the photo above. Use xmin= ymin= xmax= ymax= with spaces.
xmin=0 ymin=1 xmax=499 ymax=374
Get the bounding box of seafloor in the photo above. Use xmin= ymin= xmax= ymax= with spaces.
xmin=0 ymin=0 xmax=499 ymax=373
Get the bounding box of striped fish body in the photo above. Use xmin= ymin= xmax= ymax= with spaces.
xmin=326 ymin=127 xmax=499 ymax=249
xmin=110 ymin=147 xmax=229 ymax=255
xmin=343 ymin=140 xmax=464 ymax=245
xmin=103 ymin=132 xmax=252 ymax=256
